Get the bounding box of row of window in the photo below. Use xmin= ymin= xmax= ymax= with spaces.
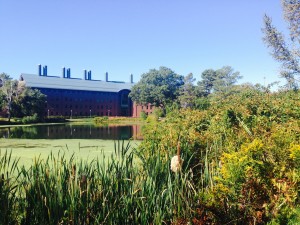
xmin=48 ymin=98 xmax=114 ymax=103
xmin=42 ymin=89 xmax=116 ymax=96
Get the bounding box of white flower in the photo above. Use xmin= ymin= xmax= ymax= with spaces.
xmin=170 ymin=155 xmax=182 ymax=173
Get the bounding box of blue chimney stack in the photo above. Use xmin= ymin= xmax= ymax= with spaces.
xmin=43 ymin=65 xmax=48 ymax=76
xmin=67 ymin=68 xmax=71 ymax=78
xmin=62 ymin=67 xmax=66 ymax=78
xmin=38 ymin=64 xmax=42 ymax=76
xmin=88 ymin=70 xmax=92 ymax=80
xmin=84 ymin=70 xmax=87 ymax=80
xmin=130 ymin=74 xmax=133 ymax=83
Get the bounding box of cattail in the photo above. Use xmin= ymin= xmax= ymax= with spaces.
xmin=170 ymin=142 xmax=183 ymax=173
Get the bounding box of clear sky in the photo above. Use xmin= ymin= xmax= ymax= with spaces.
xmin=0 ymin=0 xmax=287 ymax=87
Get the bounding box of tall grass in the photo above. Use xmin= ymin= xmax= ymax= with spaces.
xmin=0 ymin=141 xmax=197 ymax=224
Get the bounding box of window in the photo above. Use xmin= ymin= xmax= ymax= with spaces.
xmin=121 ymin=92 xmax=129 ymax=106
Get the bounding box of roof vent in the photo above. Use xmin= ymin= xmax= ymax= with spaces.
xmin=62 ymin=67 xmax=66 ymax=78
xmin=130 ymin=74 xmax=133 ymax=83
xmin=67 ymin=68 xmax=71 ymax=78
xmin=43 ymin=65 xmax=48 ymax=76
xmin=38 ymin=64 xmax=42 ymax=76
xmin=88 ymin=70 xmax=92 ymax=80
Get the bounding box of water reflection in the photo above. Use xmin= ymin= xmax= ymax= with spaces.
xmin=0 ymin=124 xmax=142 ymax=140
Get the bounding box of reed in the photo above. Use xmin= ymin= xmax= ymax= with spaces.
xmin=0 ymin=141 xmax=196 ymax=224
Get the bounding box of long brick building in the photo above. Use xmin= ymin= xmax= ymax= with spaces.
xmin=20 ymin=65 xmax=153 ymax=118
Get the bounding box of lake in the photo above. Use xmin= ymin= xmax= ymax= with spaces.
xmin=0 ymin=124 xmax=142 ymax=140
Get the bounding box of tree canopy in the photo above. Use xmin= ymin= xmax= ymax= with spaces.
xmin=178 ymin=73 xmax=197 ymax=108
xmin=197 ymin=66 xmax=242 ymax=96
xmin=129 ymin=67 xmax=184 ymax=108
xmin=262 ymin=0 xmax=300 ymax=89
xmin=0 ymin=73 xmax=46 ymax=120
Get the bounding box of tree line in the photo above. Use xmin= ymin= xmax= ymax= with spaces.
xmin=129 ymin=65 xmax=243 ymax=113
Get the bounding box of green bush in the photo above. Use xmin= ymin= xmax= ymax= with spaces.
xmin=140 ymin=111 xmax=147 ymax=120
xmin=21 ymin=113 xmax=39 ymax=124
xmin=93 ymin=116 xmax=109 ymax=125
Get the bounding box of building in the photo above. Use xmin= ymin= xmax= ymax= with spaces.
xmin=21 ymin=65 xmax=135 ymax=117
xmin=132 ymin=102 xmax=154 ymax=117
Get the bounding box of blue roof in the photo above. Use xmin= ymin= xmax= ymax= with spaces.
xmin=21 ymin=73 xmax=133 ymax=93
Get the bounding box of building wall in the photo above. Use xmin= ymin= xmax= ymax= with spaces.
xmin=132 ymin=102 xmax=155 ymax=118
xmin=39 ymin=88 xmax=132 ymax=117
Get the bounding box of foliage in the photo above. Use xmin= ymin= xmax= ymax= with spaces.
xmin=21 ymin=113 xmax=39 ymax=124
xmin=197 ymin=66 xmax=242 ymax=96
xmin=0 ymin=142 xmax=196 ymax=224
xmin=262 ymin=1 xmax=300 ymax=89
xmin=129 ymin=66 xmax=184 ymax=109
xmin=153 ymin=107 xmax=165 ymax=118
xmin=0 ymin=73 xmax=18 ymax=121
xmin=12 ymin=88 xmax=46 ymax=120
xmin=178 ymin=73 xmax=197 ymax=108
xmin=138 ymin=87 xmax=300 ymax=223
xmin=93 ymin=116 xmax=109 ymax=125
xmin=140 ymin=111 xmax=147 ymax=120
xmin=0 ymin=74 xmax=46 ymax=121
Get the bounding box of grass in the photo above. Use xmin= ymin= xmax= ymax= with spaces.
xmin=0 ymin=141 xmax=196 ymax=224
xmin=0 ymin=138 xmax=141 ymax=168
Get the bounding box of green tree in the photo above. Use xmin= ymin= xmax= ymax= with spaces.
xmin=197 ymin=69 xmax=216 ymax=96
xmin=213 ymin=66 xmax=242 ymax=93
xmin=178 ymin=73 xmax=197 ymax=108
xmin=11 ymin=87 xmax=46 ymax=119
xmin=197 ymin=66 xmax=242 ymax=96
xmin=129 ymin=66 xmax=184 ymax=110
xmin=0 ymin=73 xmax=18 ymax=121
xmin=0 ymin=73 xmax=46 ymax=121
xmin=262 ymin=0 xmax=300 ymax=89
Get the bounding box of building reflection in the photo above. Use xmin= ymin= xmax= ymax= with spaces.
xmin=0 ymin=124 xmax=143 ymax=140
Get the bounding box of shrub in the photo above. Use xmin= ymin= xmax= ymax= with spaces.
xmin=93 ymin=116 xmax=109 ymax=125
xmin=21 ymin=113 xmax=39 ymax=124
xmin=140 ymin=111 xmax=147 ymax=120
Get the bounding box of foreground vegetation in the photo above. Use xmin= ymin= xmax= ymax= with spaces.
xmin=139 ymin=87 xmax=300 ymax=224
xmin=0 ymin=141 xmax=195 ymax=224
xmin=2 ymin=87 xmax=300 ymax=224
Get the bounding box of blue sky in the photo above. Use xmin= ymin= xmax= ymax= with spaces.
xmin=0 ymin=0 xmax=287 ymax=87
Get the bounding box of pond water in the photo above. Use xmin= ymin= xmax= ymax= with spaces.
xmin=0 ymin=124 xmax=142 ymax=140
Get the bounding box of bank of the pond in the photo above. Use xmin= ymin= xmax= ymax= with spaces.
xmin=0 ymin=138 xmax=141 ymax=168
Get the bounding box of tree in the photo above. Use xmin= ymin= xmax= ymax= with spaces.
xmin=129 ymin=67 xmax=184 ymax=109
xmin=0 ymin=73 xmax=18 ymax=121
xmin=197 ymin=69 xmax=217 ymax=96
xmin=178 ymin=73 xmax=197 ymax=108
xmin=11 ymin=88 xmax=46 ymax=119
xmin=213 ymin=66 xmax=242 ymax=93
xmin=197 ymin=66 xmax=242 ymax=95
xmin=262 ymin=0 xmax=300 ymax=89
xmin=0 ymin=73 xmax=46 ymax=121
